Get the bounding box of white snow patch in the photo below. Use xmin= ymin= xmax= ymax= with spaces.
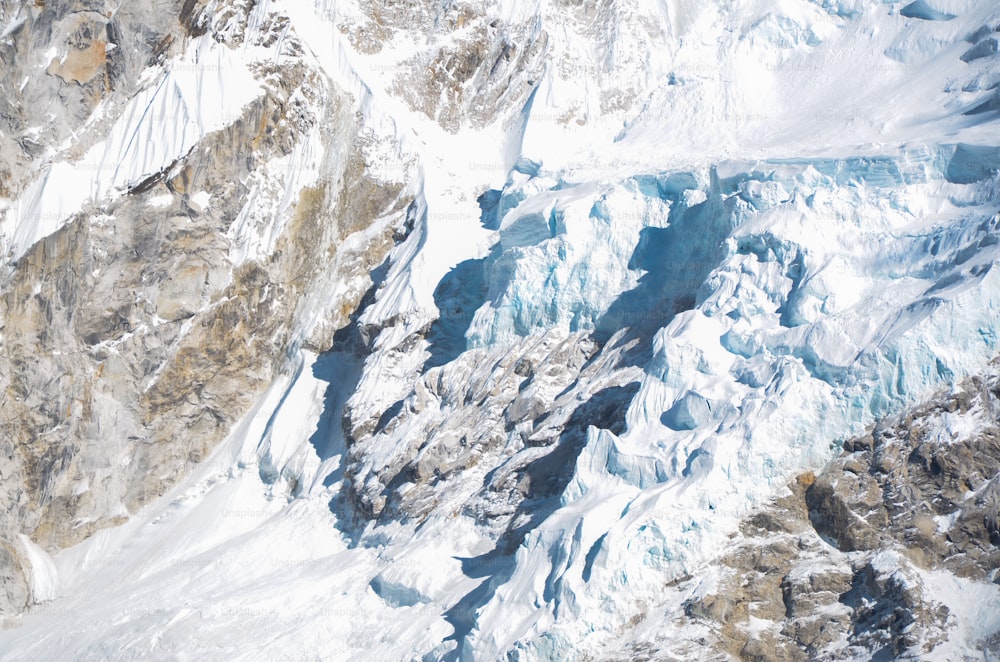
xmin=18 ymin=535 xmax=59 ymax=603
xmin=146 ymin=194 xmax=172 ymax=209
xmin=934 ymin=510 xmax=961 ymax=534
xmin=189 ymin=191 xmax=211 ymax=212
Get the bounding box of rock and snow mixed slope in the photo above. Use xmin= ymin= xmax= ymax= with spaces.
xmin=1 ymin=0 xmax=1000 ymax=659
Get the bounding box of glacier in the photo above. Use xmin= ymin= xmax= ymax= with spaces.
xmin=1 ymin=0 xmax=1000 ymax=659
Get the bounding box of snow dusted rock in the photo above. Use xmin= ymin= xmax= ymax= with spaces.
xmin=606 ymin=369 xmax=1000 ymax=661
xmin=0 ymin=0 xmax=416 ymax=614
xmin=0 ymin=0 xmax=193 ymax=201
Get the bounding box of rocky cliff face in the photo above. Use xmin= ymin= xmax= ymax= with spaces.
xmin=0 ymin=0 xmax=416 ymax=614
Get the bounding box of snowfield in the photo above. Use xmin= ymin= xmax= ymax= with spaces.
xmin=2 ymin=0 xmax=1000 ymax=659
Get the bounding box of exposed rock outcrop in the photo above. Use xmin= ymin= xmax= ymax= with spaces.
xmin=609 ymin=367 xmax=1000 ymax=660
xmin=0 ymin=0 xmax=416 ymax=614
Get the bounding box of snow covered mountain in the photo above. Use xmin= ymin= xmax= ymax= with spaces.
xmin=1 ymin=0 xmax=1000 ymax=659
